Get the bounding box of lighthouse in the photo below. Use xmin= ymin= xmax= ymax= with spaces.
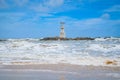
xmin=60 ymin=22 xmax=65 ymax=38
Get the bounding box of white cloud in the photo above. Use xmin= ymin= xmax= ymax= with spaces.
xmin=30 ymin=0 xmax=64 ymax=13
xmin=46 ymin=0 xmax=64 ymax=7
xmin=29 ymin=0 xmax=84 ymax=14
xmin=35 ymin=15 xmax=120 ymax=37
xmin=24 ymin=12 xmax=119 ymax=30
xmin=0 ymin=0 xmax=8 ymax=8
xmin=46 ymin=14 xmax=119 ymax=30
xmin=76 ymin=0 xmax=100 ymax=5
xmin=0 ymin=0 xmax=29 ymax=8
xmin=27 ymin=13 xmax=53 ymax=22
xmin=1 ymin=12 xmax=119 ymax=37
xmin=101 ymin=13 xmax=110 ymax=19
xmin=0 ymin=12 xmax=23 ymax=16
xmin=31 ymin=4 xmax=49 ymax=12
xmin=0 ymin=12 xmax=25 ymax=23
xmin=105 ymin=5 xmax=120 ymax=12
xmin=13 ymin=0 xmax=28 ymax=6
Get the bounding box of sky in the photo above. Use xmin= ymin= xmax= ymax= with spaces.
xmin=0 ymin=0 xmax=120 ymax=38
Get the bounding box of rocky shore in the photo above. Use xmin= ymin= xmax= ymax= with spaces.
xmin=41 ymin=37 xmax=94 ymax=40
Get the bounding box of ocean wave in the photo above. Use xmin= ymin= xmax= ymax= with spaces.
xmin=0 ymin=38 xmax=120 ymax=66
xmin=88 ymin=44 xmax=120 ymax=52
xmin=0 ymin=55 xmax=120 ymax=66
xmin=95 ymin=37 xmax=120 ymax=42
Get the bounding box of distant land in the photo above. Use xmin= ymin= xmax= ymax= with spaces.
xmin=41 ymin=36 xmax=120 ymax=41
xmin=41 ymin=37 xmax=94 ymax=40
xmin=0 ymin=36 xmax=120 ymax=41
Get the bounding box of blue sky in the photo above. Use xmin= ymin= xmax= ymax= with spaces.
xmin=0 ymin=0 xmax=120 ymax=38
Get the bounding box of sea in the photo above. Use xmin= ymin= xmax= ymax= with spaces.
xmin=0 ymin=37 xmax=120 ymax=66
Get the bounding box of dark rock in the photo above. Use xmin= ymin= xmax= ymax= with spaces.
xmin=40 ymin=37 xmax=94 ymax=41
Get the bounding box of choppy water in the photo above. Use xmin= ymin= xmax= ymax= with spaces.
xmin=0 ymin=38 xmax=120 ymax=66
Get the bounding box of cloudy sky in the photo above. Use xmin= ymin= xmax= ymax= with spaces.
xmin=0 ymin=0 xmax=120 ymax=38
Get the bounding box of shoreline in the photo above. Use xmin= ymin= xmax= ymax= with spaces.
xmin=0 ymin=64 xmax=120 ymax=80
xmin=0 ymin=64 xmax=120 ymax=70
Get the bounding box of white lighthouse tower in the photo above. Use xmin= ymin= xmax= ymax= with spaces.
xmin=60 ymin=22 xmax=65 ymax=38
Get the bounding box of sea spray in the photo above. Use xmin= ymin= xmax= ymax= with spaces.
xmin=0 ymin=38 xmax=120 ymax=66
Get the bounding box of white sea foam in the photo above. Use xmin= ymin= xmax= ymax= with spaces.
xmin=88 ymin=44 xmax=120 ymax=53
xmin=0 ymin=38 xmax=120 ymax=66
xmin=95 ymin=37 xmax=120 ymax=41
xmin=95 ymin=38 xmax=106 ymax=41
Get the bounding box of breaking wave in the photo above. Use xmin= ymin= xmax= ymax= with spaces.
xmin=0 ymin=38 xmax=120 ymax=66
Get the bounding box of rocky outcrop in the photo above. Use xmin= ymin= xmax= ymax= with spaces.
xmin=41 ymin=37 xmax=94 ymax=41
